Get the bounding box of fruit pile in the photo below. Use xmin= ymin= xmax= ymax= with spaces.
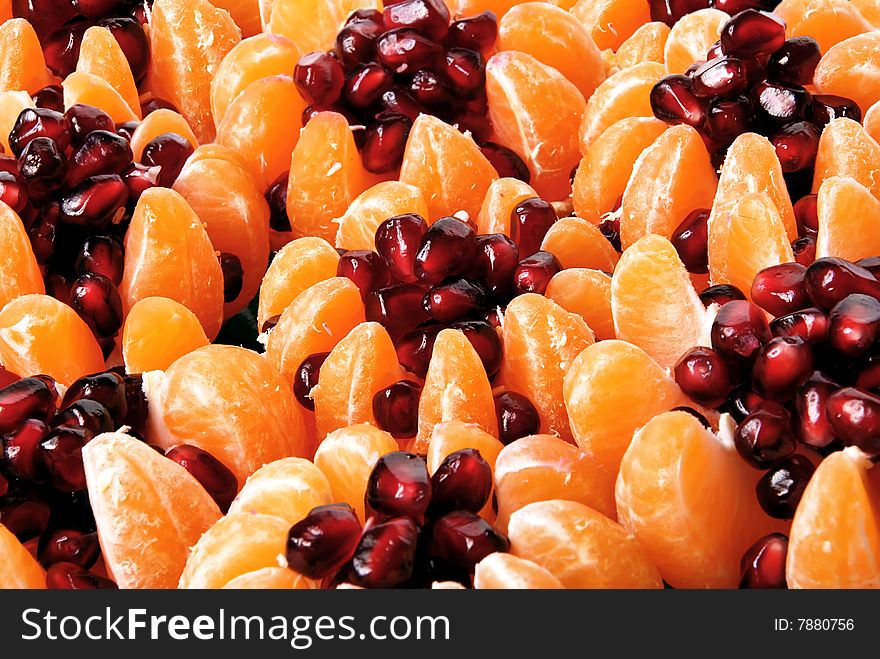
xmin=5 ymin=0 xmax=880 ymax=591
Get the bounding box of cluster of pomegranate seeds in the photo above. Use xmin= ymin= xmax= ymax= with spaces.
xmin=291 ymin=0 xmax=527 ymax=180
xmin=286 ymin=448 xmax=505 ymax=587
xmin=648 ymin=0 xmax=781 ymax=27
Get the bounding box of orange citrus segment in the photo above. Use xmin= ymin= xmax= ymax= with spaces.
xmin=775 ymin=0 xmax=872 ymax=53
xmin=545 ymin=268 xmax=615 ymax=341
xmin=812 ymin=117 xmax=880 ymax=199
xmin=77 ymin=26 xmax=141 ymax=119
xmin=210 ymin=0 xmax=265 ymax=38
xmin=474 ymin=552 xmax=564 ymax=589
xmin=62 ymin=71 xmax=139 ymax=124
xmin=865 ymin=99 xmax=880 ymax=144
xmin=616 ymin=21 xmax=670 ymax=70
xmin=475 ymin=177 xmax=538 ymax=235
xmin=0 ymin=19 xmax=52 ymax=94
xmin=268 ymin=0 xmax=380 ymax=54
xmin=664 ymin=8 xmax=729 ymax=73
xmin=130 ymin=109 xmax=198 ymax=161
xmin=335 ymin=181 xmax=429 ymax=250
xmin=569 ymin=0 xmax=651 ymax=51
xmin=223 ymin=567 xmax=317 ymax=589
xmin=122 ymin=297 xmax=209 ymax=373
xmin=814 ymin=31 xmax=880 ymax=114
xmin=0 ymin=202 xmax=44 ymax=311
xmin=852 ymin=0 xmax=880 ymax=25
xmin=0 ymin=91 xmax=34 ymax=155
xmin=816 ymin=176 xmax=880 ymax=261
xmin=540 ymin=216 xmax=619 ymax=272
xmin=0 ymin=523 xmax=45 ymax=588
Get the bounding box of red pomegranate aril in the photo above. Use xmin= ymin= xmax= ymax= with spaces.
xmin=414 ymin=217 xmax=479 ymax=285
xmin=720 ymin=9 xmax=786 ymax=58
xmin=14 ymin=0 xmax=78 ymax=40
xmin=444 ymin=11 xmax=497 ymax=52
xmin=3 ymin=418 xmax=49 ymax=481
xmin=700 ymin=283 xmax=746 ymax=307
xmin=691 ymin=57 xmax=749 ymax=98
xmin=164 ymin=444 xmax=238 ymax=513
xmin=825 ymin=387 xmax=880 ymax=456
xmin=122 ymin=162 xmax=160 ymax=202
xmin=42 ymin=20 xmax=89 ymax=78
xmin=9 ymin=107 xmax=70 ymax=157
xmin=383 ymin=0 xmax=450 ymax=41
xmin=265 ymin=171 xmax=292 ymax=233
xmin=770 ymin=307 xmax=829 ymax=345
xmin=38 ymin=528 xmax=100 ymax=568
xmin=739 ymin=533 xmax=788 ymax=588
xmin=671 ymin=208 xmax=709 ymax=274
xmin=67 ymin=130 xmax=133 ymax=187
xmin=650 ymin=74 xmax=705 ymax=128
xmin=471 ymin=233 xmax=519 ymax=300
xmin=377 ymin=28 xmax=443 ymax=74
xmin=734 ymin=401 xmax=798 ymax=468
xmin=335 ymin=19 xmax=383 ymax=70
xmin=362 ymin=113 xmax=412 ymax=174
xmin=429 ymin=510 xmax=509 ymax=572
xmin=396 ymin=323 xmax=443 ymax=378
xmin=366 ymin=451 xmax=431 ymax=518
xmin=18 ymin=137 xmax=66 ymax=187
xmin=770 ymin=121 xmax=819 ymax=173
xmin=809 ymin=94 xmax=862 ymax=129
xmin=294 ymin=51 xmax=345 ymax=106
xmin=793 ymin=193 xmax=817 ymax=237
xmin=598 ymin=215 xmax=622 ymax=252
xmin=428 ymin=448 xmax=492 ymax=517
xmin=423 ymin=279 xmax=487 ymax=323
xmin=857 ymin=354 xmax=880 ymax=392
xmin=0 ymin=498 xmax=50 ymax=542
xmin=711 ymin=300 xmax=774 ymax=362
xmin=46 ymin=562 xmax=118 ymax=589
xmin=510 ymin=197 xmax=556 ymax=258
xmin=64 ymin=104 xmax=114 ymax=148
xmin=752 ymin=336 xmax=813 ymax=401
xmin=804 ymin=257 xmax=880 ymax=310
xmin=704 ymin=97 xmax=752 ymax=142
xmin=750 ymin=262 xmax=809 ymax=317
xmin=343 ymin=62 xmax=394 ymax=109
xmin=337 ymin=250 xmax=391 ymax=301
xmin=53 ymin=399 xmax=113 ymax=435
xmin=75 ymin=235 xmax=124 ymax=285
xmin=649 ymin=0 xmax=710 ymax=27
xmin=141 ymin=97 xmax=179 ymax=117
xmin=373 ymin=380 xmax=421 ymax=439
xmin=512 ymin=251 xmax=561 ymax=296
xmin=99 ymin=17 xmax=150 ymax=83
xmin=0 ymin=171 xmax=29 ymax=213
xmin=380 ymin=87 xmax=424 ymax=121
xmin=62 ymin=371 xmax=126 ymax=423
xmin=767 ymin=36 xmax=821 ymax=86
xmin=286 ymin=503 xmax=362 ymax=578
xmin=366 ymin=283 xmax=431 ymax=338
xmin=68 ymin=273 xmax=123 ymax=339
xmin=38 ymin=426 xmax=92 ymax=492
xmin=0 ymin=366 xmax=20 ymax=390
xmin=856 ymin=256 xmax=880 ymax=277
xmin=293 ymin=352 xmax=329 ymax=411
xmin=674 ymin=346 xmax=732 ymax=408
xmin=724 ymin=386 xmax=767 ymax=422
xmin=479 ymin=142 xmax=530 ymax=183
xmin=121 ymin=373 xmax=149 ymax=434
xmin=409 ymin=68 xmax=452 ymax=108
xmin=218 ymin=252 xmax=244 ymax=304
xmin=350 ymin=516 xmax=419 ymax=588
xmin=792 ymin=236 xmax=816 ymax=267
xmin=793 ymin=372 xmax=838 ymax=448
xmin=451 ymin=319 xmax=503 ymax=379
xmin=32 ymin=85 xmax=65 ymax=113
xmin=0 ymin=377 xmax=57 ymax=434
xmin=827 ymin=293 xmax=880 ymax=357
xmin=60 ymin=174 xmax=128 ymax=228
xmin=752 ymin=80 xmax=811 ymax=125
xmin=494 ymin=390 xmax=540 ymax=445
xmin=441 ymin=48 xmax=485 ymax=98
xmin=374 ymin=213 xmax=429 ymax=283
xmin=141 ymin=132 xmax=194 ymax=188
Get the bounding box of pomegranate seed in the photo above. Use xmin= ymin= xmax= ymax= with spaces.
xmin=471 ymin=233 xmax=519 ymax=300
xmin=32 ymin=85 xmax=65 ymax=113
xmin=337 ymin=250 xmax=391 ymax=301
xmin=809 ymin=94 xmax=862 ymax=129
xmin=724 ymin=386 xmax=768 ymax=422
xmin=767 ymin=36 xmax=821 ymax=86
xmin=856 ymin=256 xmax=880 ymax=277
xmin=711 ymin=299 xmax=772 ymax=361
xmin=75 ymin=235 xmax=124 ymax=285
xmin=804 ymin=257 xmax=880 ymax=309
xmin=511 ymin=251 xmax=561 ymax=296
xmin=218 ymin=252 xmax=244 ymax=303
xmin=121 ymin=374 xmax=149 ymax=434
xmin=479 ymin=142 xmax=530 ymax=183
xmin=69 ymin=273 xmax=123 ymax=339
xmin=366 ymin=451 xmax=431 ymax=518
xmin=335 ymin=18 xmax=384 ymax=70
xmin=793 ymin=193 xmax=818 ymax=237
xmin=671 ymin=208 xmax=709 ymax=274
xmin=293 ymin=352 xmax=329 ymax=411
xmin=53 ymin=399 xmax=113 ymax=435
xmin=510 ymin=197 xmax=556 ymax=258
xmin=122 ymin=162 xmax=160 ymax=201
xmin=9 ymin=107 xmax=70 ymax=157
xmin=408 ymin=68 xmax=452 ymax=108
xmin=28 ymin=208 xmax=58 ymax=264
xmin=60 ymin=174 xmax=129 ymax=228
xmin=734 ymin=401 xmax=798 ymax=468
xmin=265 ymin=171 xmax=292 ymax=232
xmin=350 ymin=516 xmax=419 ymax=588
xmin=38 ymin=426 xmax=93 ymax=492
xmin=376 ymin=28 xmax=442 ymax=73
xmin=414 ymin=217 xmax=478 ymax=285
xmin=452 ymin=319 xmax=503 ymax=378
xmin=18 ymin=137 xmax=67 ymax=188
xmin=343 ymin=62 xmax=394 ymax=108
xmin=752 ymin=80 xmax=811 ymax=125
xmin=752 ymin=336 xmax=814 ymax=401
xmin=486 ymin=305 xmax=505 ymax=329
xmin=720 ymin=9 xmax=786 ymax=58
xmin=3 ymin=418 xmax=49 ymax=481
xmin=494 ymin=391 xmax=540 ymax=444
xmin=67 ymin=130 xmax=133 ymax=187
xmin=827 ymin=294 xmax=880 ymax=357
xmin=691 ymin=57 xmax=749 ymax=98
xmin=46 ymin=562 xmax=118 ymax=589
xmin=428 ymin=448 xmax=492 ymax=517
xmin=750 ymin=262 xmax=809 ymax=316
xmin=0 ymin=366 xmax=20 ymax=390
xmin=165 ymin=444 xmax=238 ymax=512
xmin=62 ymin=371 xmax=127 ymax=423
xmin=286 ymin=503 xmax=363 ymax=579
xmin=396 ymin=324 xmax=442 ymax=378
xmin=650 ymin=74 xmax=705 ymax=128
xmin=444 ymin=11 xmax=497 ymax=51
xmin=383 ymin=0 xmax=450 ymax=41
xmin=826 ymin=387 xmax=880 ymax=456
xmin=770 ymin=121 xmax=819 ymax=173
xmin=64 ymin=104 xmax=114 ymax=148
xmin=0 ymin=498 xmax=50 ymax=542
xmin=380 ymin=87 xmax=424 ymax=121
xmin=373 ymin=380 xmax=422 ymax=439
xmin=0 ymin=171 xmax=29 ymax=213
xmin=793 ymin=372 xmax=838 ymax=449
xmin=423 ymin=279 xmax=487 ymax=323
xmin=98 ymin=17 xmax=150 ymax=83
xmin=700 ymin=283 xmax=746 ymax=306
xmin=374 ymin=213 xmax=429 ymax=283
xmin=294 ymin=52 xmax=345 ymax=106
xmin=704 ymin=96 xmax=752 ymax=142
xmin=140 ymin=97 xmax=179 ymax=116
xmin=38 ymin=529 xmax=100 ymax=568
xmin=0 ymin=377 xmax=57 ymax=434
xmin=674 ymin=346 xmax=733 ymax=408
xmin=791 ymin=235 xmax=816 ymax=267
xmin=740 ymin=533 xmax=788 ymax=588
xmin=441 ymin=48 xmax=485 ymax=97
xmin=42 ymin=20 xmax=89 ymax=78
xmin=366 ymin=283 xmax=431 ymax=338
xmin=429 ymin=510 xmax=509 ymax=572
xmin=649 ymin=0 xmax=711 ymax=26
xmin=770 ymin=307 xmax=829 ymax=344
xmin=141 ymin=132 xmax=194 ymax=187
xmin=362 ymin=113 xmax=412 ymax=174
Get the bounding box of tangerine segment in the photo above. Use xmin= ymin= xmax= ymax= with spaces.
xmin=268 ymin=0 xmax=380 ymax=53
xmin=77 ymin=26 xmax=141 ymax=119
xmin=335 ymin=181 xmax=429 ymax=251
xmin=812 ymin=117 xmax=880 ymax=199
xmin=257 ymin=236 xmax=340 ymax=329
xmin=179 ymin=513 xmax=291 ymax=589
xmin=617 ymin=411 xmax=787 ymax=589
xmin=852 ymin=0 xmax=880 ymax=26
xmin=787 ymin=448 xmax=880 ymax=589
xmin=499 ymin=294 xmax=594 ymax=443
xmin=710 ymin=131 xmax=798 ymax=241
xmin=664 ymin=8 xmax=729 ymax=73
xmin=145 ymin=344 xmax=308 ymax=484
xmin=229 ymin=457 xmax=333 ymax=526
xmin=545 ymin=268 xmax=615 ymax=341
xmin=497 ymin=3 xmax=605 ymax=100
xmin=775 ymin=0 xmax=872 ymax=53
xmin=83 ymin=432 xmax=222 ymax=589
xmin=130 ymin=110 xmax=198 ymax=161
xmin=312 ymin=322 xmax=404 ymax=439
xmin=475 ymin=177 xmax=538 ymax=235
xmin=62 ymin=71 xmax=139 ymax=124
xmin=150 ymin=0 xmax=241 ymax=143
xmin=814 ymin=31 xmax=880 ymax=115
xmin=0 ymin=91 xmax=34 ymax=155
xmin=210 ymin=0 xmax=264 ymax=38
xmin=223 ymin=567 xmax=317 ymax=589
xmin=0 ymin=294 xmax=104 ymax=387
xmin=266 ymin=277 xmax=366 ymax=386
xmin=816 ymin=176 xmax=880 ymax=261
xmin=474 ymin=552 xmax=564 ymax=589
xmin=185 ymin=143 xmax=253 ymax=172
xmin=569 ymin=0 xmax=650 ymax=51
xmin=708 ymin=191 xmax=795 ymax=295
xmin=173 ymin=156 xmax=271 ymax=318
xmin=563 ymin=340 xmax=692 ymax=475
xmin=0 ymin=19 xmax=52 ymax=94
xmin=620 ymin=124 xmax=717 ymax=249
xmin=615 ymin=22 xmax=670 ymax=70
xmin=122 ymin=297 xmax=209 ymax=373
xmin=579 ymin=62 xmax=666 ymax=150
xmin=399 ymin=114 xmax=498 ymax=221
xmin=415 ymin=328 xmax=499 ymax=454
xmin=612 ymin=234 xmax=710 ymax=371
xmin=0 ymin=0 xmax=10 ymax=22
xmin=486 ymin=51 xmax=585 ymax=201
xmin=211 ymin=33 xmax=299 ymax=126
xmin=494 ymin=434 xmax=616 ymax=534
xmin=865 ymin=100 xmax=880 ymax=144
xmin=313 ymin=423 xmax=399 ymax=522
xmin=120 ymin=187 xmax=224 ymax=340
xmin=0 ymin=202 xmax=44 ymax=311
xmin=508 ymin=499 xmax=662 ymax=588
xmin=287 ymin=111 xmax=369 ymax=242
xmin=540 ymin=216 xmax=619 ymax=272
xmin=0 ymin=523 xmax=45 ymax=589
xmin=217 ymin=75 xmax=306 ymax=191
xmin=572 ymin=117 xmax=667 ymax=224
